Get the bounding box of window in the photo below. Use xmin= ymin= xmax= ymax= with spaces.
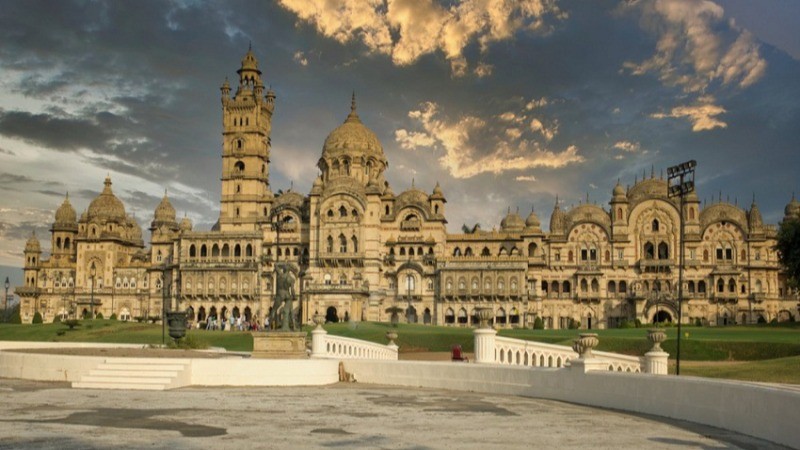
xmin=590 ymin=249 xmax=597 ymax=261
xmin=567 ymin=251 xmax=573 ymax=262
xmin=339 ymin=206 xmax=347 ymax=217
xmin=326 ymin=236 xmax=333 ymax=253
xmin=351 ymin=236 xmax=358 ymax=253
xmin=652 ymin=219 xmax=659 ymax=232
xmin=453 ymin=248 xmax=461 ymax=257
xmin=339 ymin=234 xmax=347 ymax=253
xmin=644 ymin=242 xmax=655 ymax=259
xmin=324 ymin=274 xmax=332 ymax=285
xmin=658 ymin=242 xmax=669 ymax=259
xmin=725 ymin=248 xmax=733 ymax=260
xmin=717 ymin=278 xmax=725 ymax=293
xmin=407 ymin=275 xmax=416 ymax=292
xmin=458 ymin=278 xmax=465 ymax=290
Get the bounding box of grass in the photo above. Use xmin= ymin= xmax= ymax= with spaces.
xmin=2 ymin=320 xmax=799 ymax=383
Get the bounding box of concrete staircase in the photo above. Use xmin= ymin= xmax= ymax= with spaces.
xmin=73 ymin=358 xmax=191 ymax=390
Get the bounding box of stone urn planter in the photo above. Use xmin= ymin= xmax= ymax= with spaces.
xmin=166 ymin=311 xmax=187 ymax=341
xmin=312 ymin=314 xmax=326 ymax=330
xmin=385 ymin=306 xmax=403 ymax=327
xmin=647 ymin=328 xmax=667 ymax=352
xmin=572 ymin=333 xmax=599 ymax=359
xmin=475 ymin=307 xmax=494 ymax=329
xmin=385 ymin=330 xmax=398 ymax=346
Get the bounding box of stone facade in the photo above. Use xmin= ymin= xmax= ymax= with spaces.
xmin=16 ymin=50 xmax=800 ymax=328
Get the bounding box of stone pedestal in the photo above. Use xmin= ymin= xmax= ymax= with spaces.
xmin=310 ymin=328 xmax=327 ymax=358
xmin=474 ymin=328 xmax=497 ymax=364
xmin=252 ymin=332 xmax=308 ymax=359
xmin=644 ymin=350 xmax=669 ymax=375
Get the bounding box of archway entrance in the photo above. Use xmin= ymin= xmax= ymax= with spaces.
xmin=325 ymin=306 xmax=339 ymax=323
xmin=653 ymin=310 xmax=672 ymax=324
xmin=406 ymin=305 xmax=418 ymax=323
xmin=423 ymin=308 xmax=431 ymax=325
xmin=198 ymin=306 xmax=206 ymax=322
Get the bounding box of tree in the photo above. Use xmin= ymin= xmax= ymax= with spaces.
xmin=776 ymin=218 xmax=800 ymax=289
xmin=32 ymin=312 xmax=43 ymax=324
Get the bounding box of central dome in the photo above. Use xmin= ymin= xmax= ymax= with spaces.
xmin=321 ymin=95 xmax=385 ymax=163
xmin=87 ymin=177 xmax=126 ymax=223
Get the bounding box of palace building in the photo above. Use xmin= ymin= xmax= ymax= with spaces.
xmin=16 ymin=49 xmax=800 ymax=327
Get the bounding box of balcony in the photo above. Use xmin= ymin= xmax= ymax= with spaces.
xmin=638 ymin=259 xmax=673 ymax=273
xmin=317 ymin=252 xmax=364 ymax=268
xmin=305 ymin=283 xmax=369 ymax=294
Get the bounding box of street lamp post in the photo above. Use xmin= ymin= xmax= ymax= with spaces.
xmin=406 ymin=274 xmax=414 ymax=324
xmin=4 ymin=277 xmax=9 ymax=323
xmin=667 ymin=159 xmax=696 ymax=376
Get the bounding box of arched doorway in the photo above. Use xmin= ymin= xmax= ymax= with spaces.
xmin=221 ymin=306 xmax=228 ymax=321
xmin=406 ymin=305 xmax=418 ymax=323
xmin=198 ymin=306 xmax=206 ymax=322
xmin=244 ymin=306 xmax=252 ymax=321
xmin=186 ymin=306 xmax=195 ymax=321
xmin=423 ymin=308 xmax=431 ymax=325
xmin=232 ymin=306 xmax=240 ymax=319
xmin=444 ymin=308 xmax=455 ymax=324
xmin=326 ymin=306 xmax=339 ymax=323
xmin=209 ymin=306 xmax=217 ymax=321
xmin=653 ymin=310 xmax=672 ymax=323
xmin=509 ymin=308 xmax=520 ymax=326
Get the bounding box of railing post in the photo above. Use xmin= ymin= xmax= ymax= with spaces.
xmin=644 ymin=329 xmax=669 ymax=375
xmin=311 ymin=314 xmax=327 ymax=358
xmin=474 ymin=307 xmax=497 ymax=364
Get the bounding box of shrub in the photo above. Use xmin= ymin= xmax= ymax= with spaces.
xmin=53 ymin=315 xmax=61 ymax=323
xmin=109 ymin=313 xmax=117 ymax=320
xmin=634 ymin=319 xmax=642 ymax=328
xmin=82 ymin=310 xmax=91 ymax=319
xmin=618 ymin=319 xmax=634 ymax=329
xmin=694 ymin=318 xmax=703 ymax=327
xmin=166 ymin=334 xmax=208 ymax=350
xmin=568 ymin=318 xmax=580 ymax=329
xmin=533 ymin=316 xmax=544 ymax=330
xmin=32 ymin=311 xmax=43 ymax=324
xmin=95 ymin=312 xmax=104 ymax=320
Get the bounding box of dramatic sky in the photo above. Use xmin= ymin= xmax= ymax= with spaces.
xmin=0 ymin=0 xmax=799 ymax=268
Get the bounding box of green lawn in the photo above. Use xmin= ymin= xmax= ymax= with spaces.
xmin=1 ymin=320 xmax=799 ymax=383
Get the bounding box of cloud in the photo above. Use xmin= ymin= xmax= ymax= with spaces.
xmin=515 ymin=175 xmax=536 ymax=182
xmin=651 ymin=99 xmax=727 ymax=132
xmin=529 ymin=118 xmax=558 ymax=141
xmin=613 ymin=141 xmax=640 ymax=152
xmin=525 ymin=97 xmax=549 ymax=110
xmin=622 ymin=0 xmax=766 ymax=93
xmin=278 ymin=0 xmax=565 ymax=76
xmin=293 ymin=50 xmax=309 ymax=66
xmin=396 ymin=101 xmax=584 ymax=178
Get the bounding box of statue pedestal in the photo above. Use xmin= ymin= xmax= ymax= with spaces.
xmin=251 ymin=331 xmax=308 ymax=359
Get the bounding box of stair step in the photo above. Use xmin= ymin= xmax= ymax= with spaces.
xmin=80 ymin=375 xmax=174 ymax=384
xmin=96 ymin=363 xmax=187 ymax=371
xmin=103 ymin=358 xmax=192 ymax=365
xmin=89 ymin=369 xmax=181 ymax=378
xmin=73 ymin=381 xmax=167 ymax=391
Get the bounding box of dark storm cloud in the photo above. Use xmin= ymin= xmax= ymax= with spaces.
xmin=0 ymin=221 xmax=50 ymax=241
xmin=0 ymin=110 xmax=114 ymax=151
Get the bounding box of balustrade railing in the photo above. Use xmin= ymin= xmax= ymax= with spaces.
xmin=310 ymin=329 xmax=398 ymax=360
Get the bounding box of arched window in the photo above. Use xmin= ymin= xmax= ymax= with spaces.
xmin=453 ymin=247 xmax=461 ymax=257
xmin=326 ymin=236 xmax=333 ymax=253
xmin=717 ymin=278 xmax=725 ymax=293
xmin=458 ymin=278 xmax=466 ymax=290
xmin=652 ymin=219 xmax=660 ymax=232
xmin=234 ymin=244 xmax=241 ymax=257
xmin=56 ymin=237 xmax=61 ymax=249
xmin=222 ymin=244 xmax=230 ymax=257
xmin=464 ymin=247 xmax=473 ymax=256
xmin=658 ymin=242 xmax=669 ymax=259
xmin=568 ymin=250 xmax=573 ymax=262
xmin=64 ymin=237 xmax=71 ymax=249
xmin=580 ymin=279 xmax=588 ymax=292
xmin=339 ymin=206 xmax=347 ymax=217
xmin=200 ymin=244 xmax=207 ymax=258
xmin=246 ymin=244 xmax=253 ymax=257
xmin=400 ymin=247 xmax=406 ymax=256
xmin=608 ymin=281 xmax=616 ymax=293
xmin=471 ymin=278 xmax=478 ymax=290
xmin=551 ymin=281 xmax=559 ymax=293
xmin=698 ymin=280 xmax=706 ymax=293
xmin=591 ymin=278 xmax=599 ymax=293
xmin=728 ymin=278 xmax=736 ymax=293
xmin=409 ymin=247 xmax=415 ymax=256
xmin=528 ymin=243 xmax=537 ymax=257
xmin=212 ymin=244 xmax=220 ymax=257
xmin=234 ymin=160 xmax=245 ymax=173
xmin=481 ymin=247 xmax=491 ymax=256
xmin=617 ymin=208 xmax=623 ymax=220
xmin=644 ymin=242 xmax=655 ymax=259
xmin=385 ymin=205 xmax=390 ymax=215
xmin=687 ymin=281 xmax=695 ymax=293
xmin=339 ymin=234 xmax=347 ymax=253
xmin=189 ymin=245 xmax=196 ymax=257
xmin=351 ymin=236 xmax=358 ymax=253
xmin=619 ymin=281 xmax=627 ymax=293
xmin=563 ymin=281 xmax=571 ymax=293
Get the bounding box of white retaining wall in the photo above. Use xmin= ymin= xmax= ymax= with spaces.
xmin=343 ymin=359 xmax=800 ymax=449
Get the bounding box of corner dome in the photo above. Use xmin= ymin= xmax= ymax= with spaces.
xmin=25 ymin=231 xmax=40 ymax=252
xmin=86 ymin=177 xmax=127 ymax=223
xmin=500 ymin=209 xmax=525 ymax=232
xmin=785 ymin=194 xmax=800 ymax=219
xmin=153 ymin=192 xmax=177 ymax=224
xmin=525 ymin=209 xmax=541 ymax=228
xmin=179 ymin=216 xmax=193 ymax=232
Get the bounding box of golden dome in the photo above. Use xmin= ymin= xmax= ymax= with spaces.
xmin=431 ymin=182 xmax=445 ymax=200
xmin=525 ymin=208 xmax=541 ymax=228
xmin=321 ymin=95 xmax=385 ymax=163
xmin=153 ymin=191 xmax=177 ymax=224
xmin=500 ymin=208 xmax=525 ymax=232
xmin=179 ymin=216 xmax=193 ymax=232
xmin=86 ymin=177 xmax=127 ymax=223
xmin=54 ymin=193 xmax=77 ymax=225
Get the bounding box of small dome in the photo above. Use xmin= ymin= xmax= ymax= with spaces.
xmin=321 ymin=95 xmax=386 ymax=164
xmin=525 ymin=209 xmax=541 ymax=228
xmin=239 ymin=48 xmax=260 ymax=73
xmin=54 ymin=193 xmax=77 ymax=224
xmin=25 ymin=231 xmax=40 ymax=252
xmin=86 ymin=177 xmax=127 ymax=223
xmin=128 ymin=217 xmax=143 ymax=242
xmin=312 ymin=176 xmax=323 ymax=188
xmin=431 ymin=182 xmax=445 ymax=199
xmin=748 ymin=200 xmax=763 ymax=229
xmin=500 ymin=209 xmax=525 ymax=232
xmin=785 ymin=194 xmax=800 ymax=218
xmin=153 ymin=192 xmax=177 ymax=223
xmin=179 ymin=216 xmax=193 ymax=232
xmin=612 ymin=181 xmax=626 ymax=201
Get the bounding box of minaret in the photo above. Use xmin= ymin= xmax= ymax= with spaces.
xmin=219 ymin=47 xmax=275 ymax=231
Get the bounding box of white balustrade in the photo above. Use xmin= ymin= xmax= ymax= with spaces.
xmin=311 ymin=330 xmax=398 ymax=361
xmin=488 ymin=336 xmax=643 ymax=373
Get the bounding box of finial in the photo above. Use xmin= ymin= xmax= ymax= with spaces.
xmin=507 ymin=206 xmax=511 ymax=214
xmin=650 ymin=165 xmax=654 ymax=179
xmin=351 ymin=91 xmax=356 ymax=113
xmin=411 ymin=177 xmax=415 ymax=188
xmin=290 ymin=180 xmax=294 ymax=191
xmin=164 ymin=188 xmax=168 ymax=197
xmin=719 ymin=191 xmax=722 ymax=202
xmin=752 ymin=192 xmax=756 ymax=204
xmin=634 ymin=174 xmax=638 ymax=184
xmin=555 ymin=194 xmax=560 ymax=207
xmin=660 ymin=168 xmax=663 ymax=179
xmin=65 ymin=191 xmax=69 ymax=200
xmin=586 ymin=192 xmax=589 ymax=203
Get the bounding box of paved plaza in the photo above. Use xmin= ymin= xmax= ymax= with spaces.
xmin=0 ymin=378 xmax=787 ymax=449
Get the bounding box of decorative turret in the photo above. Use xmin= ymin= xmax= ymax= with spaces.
xmin=220 ymin=77 xmax=230 ymax=105
xmin=150 ymin=191 xmax=179 ymax=250
xmin=429 ymin=182 xmax=446 ymax=217
xmin=523 ymin=207 xmax=542 ymax=235
xmin=23 ymin=231 xmax=41 ymax=288
xmin=784 ymin=193 xmax=800 ymax=222
xmin=748 ymin=195 xmax=763 ymax=232
xmin=609 ymin=180 xmax=629 ymax=237
xmin=51 ymin=192 xmax=78 ymax=257
xmin=25 ymin=231 xmax=41 ymax=255
xmin=179 ymin=215 xmax=193 ymax=232
xmin=549 ymin=196 xmax=566 ymax=236
xmin=86 ymin=176 xmax=127 ymax=223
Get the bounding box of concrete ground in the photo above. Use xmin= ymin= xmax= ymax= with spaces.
xmin=0 ymin=378 xmax=788 ymax=449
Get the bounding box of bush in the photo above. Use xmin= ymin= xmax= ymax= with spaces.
xmin=95 ymin=312 xmax=104 ymax=320
xmin=166 ymin=334 xmax=208 ymax=350
xmin=618 ymin=319 xmax=634 ymax=329
xmin=53 ymin=315 xmax=61 ymax=323
xmin=568 ymin=318 xmax=580 ymax=329
xmin=109 ymin=313 xmax=117 ymax=320
xmin=634 ymin=319 xmax=642 ymax=328
xmin=694 ymin=318 xmax=703 ymax=327
xmin=533 ymin=316 xmax=544 ymax=330
xmin=32 ymin=311 xmax=43 ymax=324
xmin=82 ymin=310 xmax=91 ymax=319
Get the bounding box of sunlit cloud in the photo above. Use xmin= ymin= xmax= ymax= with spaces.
xmin=651 ymin=99 xmax=727 ymax=132
xmin=278 ymin=0 xmax=565 ymax=76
